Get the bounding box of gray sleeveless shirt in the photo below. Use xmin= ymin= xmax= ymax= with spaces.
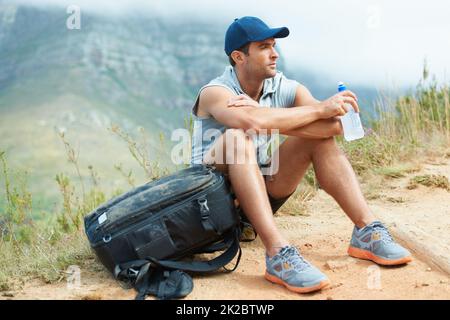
xmin=190 ymin=66 xmax=299 ymax=166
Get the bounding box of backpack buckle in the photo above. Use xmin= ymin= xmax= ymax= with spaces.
xmin=127 ymin=268 xmax=139 ymax=278
xmin=198 ymin=198 xmax=209 ymax=220
xmin=102 ymin=234 xmax=112 ymax=243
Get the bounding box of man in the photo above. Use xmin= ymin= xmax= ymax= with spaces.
xmin=190 ymin=16 xmax=412 ymax=294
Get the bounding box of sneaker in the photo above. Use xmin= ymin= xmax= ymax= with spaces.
xmin=348 ymin=221 xmax=412 ymax=265
xmin=265 ymin=245 xmax=330 ymax=293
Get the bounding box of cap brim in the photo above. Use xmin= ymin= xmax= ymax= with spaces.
xmin=252 ymin=26 xmax=290 ymax=41
xmin=271 ymin=26 xmax=290 ymax=38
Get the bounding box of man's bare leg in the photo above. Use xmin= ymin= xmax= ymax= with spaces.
xmin=264 ymin=118 xmax=412 ymax=266
xmin=266 ymin=118 xmax=376 ymax=228
xmin=204 ymin=128 xmax=331 ymax=293
xmin=203 ymin=129 xmax=288 ymax=256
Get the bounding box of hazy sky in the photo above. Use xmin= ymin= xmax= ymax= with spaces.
xmin=14 ymin=0 xmax=450 ymax=88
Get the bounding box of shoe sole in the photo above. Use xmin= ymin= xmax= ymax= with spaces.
xmin=348 ymin=246 xmax=412 ymax=265
xmin=264 ymin=271 xmax=330 ymax=294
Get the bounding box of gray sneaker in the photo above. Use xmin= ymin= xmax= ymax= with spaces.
xmin=348 ymin=221 xmax=412 ymax=265
xmin=265 ymin=246 xmax=329 ymax=293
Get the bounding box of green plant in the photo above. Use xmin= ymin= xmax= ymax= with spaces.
xmin=339 ymin=132 xmax=399 ymax=175
xmin=373 ymin=164 xmax=421 ymax=179
xmin=110 ymin=124 xmax=170 ymax=181
xmin=0 ymin=151 xmax=34 ymax=243
xmin=114 ymin=163 xmax=136 ymax=187
xmin=58 ymin=132 xmax=86 ymax=203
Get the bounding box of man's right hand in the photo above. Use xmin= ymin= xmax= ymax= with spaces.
xmin=317 ymin=90 xmax=360 ymax=119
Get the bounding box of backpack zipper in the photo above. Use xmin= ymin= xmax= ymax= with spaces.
xmin=98 ymin=171 xmax=216 ymax=232
xmin=97 ymin=174 xmax=225 ymax=241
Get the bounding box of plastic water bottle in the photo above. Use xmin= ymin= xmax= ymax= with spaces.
xmin=338 ymin=82 xmax=364 ymax=141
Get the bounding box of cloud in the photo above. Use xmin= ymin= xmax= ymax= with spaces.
xmin=11 ymin=0 xmax=450 ymax=87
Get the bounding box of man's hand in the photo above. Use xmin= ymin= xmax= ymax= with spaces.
xmin=318 ymin=90 xmax=360 ymax=119
xmin=227 ymin=94 xmax=260 ymax=108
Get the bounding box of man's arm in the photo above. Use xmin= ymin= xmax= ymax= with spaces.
xmin=224 ymin=84 xmax=359 ymax=137
xmin=283 ymin=85 xmax=342 ymax=138
xmin=291 ymin=84 xmax=321 ymax=107
xmin=199 ymin=86 xmax=340 ymax=134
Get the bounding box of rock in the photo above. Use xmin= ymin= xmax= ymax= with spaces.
xmin=303 ymin=243 xmax=313 ymax=249
xmin=422 ymin=283 xmax=430 ymax=287
xmin=426 ymin=267 xmax=432 ymax=272
xmin=329 ymin=282 xmax=344 ymax=290
xmin=325 ymin=260 xmax=348 ymax=271
xmin=1 ymin=292 xmax=15 ymax=297
xmin=80 ymin=293 xmax=103 ymax=300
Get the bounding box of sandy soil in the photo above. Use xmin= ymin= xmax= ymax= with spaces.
xmin=3 ymin=158 xmax=450 ymax=300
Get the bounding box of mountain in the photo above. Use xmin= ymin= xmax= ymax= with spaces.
xmin=0 ymin=3 xmax=230 ymax=125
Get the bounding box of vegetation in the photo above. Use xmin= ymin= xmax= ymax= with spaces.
xmin=1 ymin=66 xmax=449 ymax=292
xmin=279 ymin=65 xmax=449 ymax=215
xmin=407 ymin=174 xmax=450 ymax=191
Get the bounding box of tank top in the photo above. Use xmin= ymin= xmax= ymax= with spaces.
xmin=191 ymin=66 xmax=299 ymax=167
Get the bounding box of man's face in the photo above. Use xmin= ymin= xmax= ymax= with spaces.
xmin=243 ymin=38 xmax=279 ymax=79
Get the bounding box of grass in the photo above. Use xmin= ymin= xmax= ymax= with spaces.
xmin=342 ymin=64 xmax=449 ymax=175
xmin=373 ymin=163 xmax=422 ymax=179
xmin=0 ymin=229 xmax=94 ymax=290
xmin=280 ymin=182 xmax=316 ymax=217
xmin=0 ymin=65 xmax=449 ymax=294
xmin=407 ymin=174 xmax=450 ymax=191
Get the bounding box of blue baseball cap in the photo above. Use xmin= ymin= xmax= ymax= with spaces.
xmin=224 ymin=16 xmax=289 ymax=56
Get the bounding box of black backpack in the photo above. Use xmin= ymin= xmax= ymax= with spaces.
xmin=84 ymin=165 xmax=249 ymax=300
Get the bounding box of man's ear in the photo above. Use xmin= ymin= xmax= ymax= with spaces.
xmin=231 ymin=51 xmax=245 ymax=65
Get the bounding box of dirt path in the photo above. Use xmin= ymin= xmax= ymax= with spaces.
xmin=4 ymin=159 xmax=450 ymax=300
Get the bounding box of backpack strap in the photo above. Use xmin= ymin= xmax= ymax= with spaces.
xmin=115 ymin=260 xmax=194 ymax=300
xmin=147 ymin=228 xmax=241 ymax=273
xmin=113 ymin=228 xmax=241 ymax=300
xmin=193 ymin=239 xmax=229 ymax=254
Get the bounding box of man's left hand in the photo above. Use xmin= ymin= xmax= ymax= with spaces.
xmin=227 ymin=94 xmax=260 ymax=108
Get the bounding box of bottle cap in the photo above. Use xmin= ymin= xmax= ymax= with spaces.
xmin=338 ymin=82 xmax=347 ymax=92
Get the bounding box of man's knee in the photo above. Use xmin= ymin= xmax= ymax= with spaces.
xmin=331 ymin=118 xmax=344 ymax=136
xmin=312 ymin=135 xmax=343 ymax=157
xmin=224 ymin=129 xmax=255 ymax=151
xmin=320 ymin=118 xmax=343 ymax=138
xmin=223 ymin=129 xmax=257 ymax=164
xmin=205 ymin=129 xmax=257 ymax=166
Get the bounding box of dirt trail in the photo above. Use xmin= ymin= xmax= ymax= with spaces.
xmin=4 ymin=159 xmax=450 ymax=300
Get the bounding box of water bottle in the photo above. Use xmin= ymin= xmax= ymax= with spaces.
xmin=338 ymin=82 xmax=364 ymax=141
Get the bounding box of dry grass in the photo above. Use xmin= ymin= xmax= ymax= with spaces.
xmin=408 ymin=174 xmax=450 ymax=191
xmin=0 ymin=228 xmax=97 ymax=291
